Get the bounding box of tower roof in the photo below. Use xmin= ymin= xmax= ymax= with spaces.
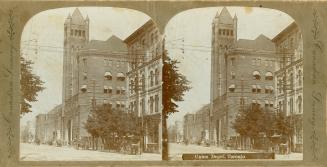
xmin=215 ymin=7 xmax=234 ymax=24
xmin=71 ymin=8 xmax=86 ymax=25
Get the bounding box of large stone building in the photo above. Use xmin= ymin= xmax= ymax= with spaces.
xmin=210 ymin=7 xmax=276 ymax=146
xmin=272 ymin=22 xmax=303 ymax=153
xmin=124 ymin=20 xmax=163 ymax=153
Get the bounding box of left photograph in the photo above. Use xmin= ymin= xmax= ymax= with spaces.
xmin=20 ymin=7 xmax=163 ymax=161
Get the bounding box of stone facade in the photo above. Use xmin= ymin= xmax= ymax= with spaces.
xmin=183 ymin=104 xmax=210 ymax=144
xmin=210 ymin=7 xmax=276 ymax=146
xmin=124 ymin=20 xmax=162 ymax=153
xmin=35 ymin=104 xmax=62 ymax=144
xmin=272 ymin=22 xmax=303 ymax=153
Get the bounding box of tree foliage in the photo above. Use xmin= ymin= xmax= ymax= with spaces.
xmin=233 ymin=105 xmax=276 ymax=139
xmin=84 ymin=104 xmax=139 ymax=150
xmin=233 ymin=105 xmax=294 ymax=142
xmin=20 ymin=57 xmax=45 ymax=115
xmin=162 ymin=52 xmax=191 ymax=115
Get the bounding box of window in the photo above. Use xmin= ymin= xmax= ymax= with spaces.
xmin=298 ymin=96 xmax=302 ymax=113
xmin=297 ymin=70 xmax=302 ymax=87
xmin=78 ymin=30 xmax=81 ymax=36
xmin=228 ymin=84 xmax=235 ymax=92
xmin=219 ymin=29 xmax=221 ymax=35
xmin=83 ymin=72 xmax=87 ymax=80
xmin=82 ymin=30 xmax=85 ymax=37
xmin=116 ymin=87 xmax=121 ymax=94
xmin=231 ymin=72 xmax=236 ymax=79
xmin=104 ymin=71 xmax=112 ymax=80
xmin=226 ymin=29 xmax=229 ymax=36
xmin=81 ymin=85 xmax=87 ymax=93
xmin=252 ymin=85 xmax=256 ymax=93
xmin=150 ymin=71 xmax=154 ymax=87
xmin=83 ymin=58 xmax=87 ymax=67
xmin=230 ymin=57 xmax=235 ymax=66
xmin=256 ymin=85 xmax=261 ymax=93
xmin=253 ymin=71 xmax=261 ymax=80
xmin=130 ymin=80 xmax=134 ymax=94
xmin=116 ymin=102 xmax=120 ymax=108
xmin=222 ymin=29 xmax=225 ymax=35
xmin=289 ymin=73 xmax=294 ymax=89
xmin=265 ymin=72 xmax=273 ymax=80
xmin=155 ymin=68 xmax=159 ymax=85
xmin=104 ymin=86 xmax=108 ymax=93
xmin=121 ymin=87 xmax=126 ymax=94
xmin=70 ymin=29 xmax=73 ymax=36
xmin=231 ymin=30 xmax=233 ymax=36
xmin=150 ymin=96 xmax=154 ymax=113
xmin=155 ymin=95 xmax=159 ymax=113
xmin=289 ymin=98 xmax=294 ymax=114
xmin=117 ymin=72 xmax=125 ymax=81
xmin=240 ymin=97 xmax=245 ymax=106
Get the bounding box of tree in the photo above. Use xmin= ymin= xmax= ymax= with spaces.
xmin=20 ymin=57 xmax=45 ymax=115
xmin=162 ymin=50 xmax=191 ymax=160
xmin=233 ymin=105 xmax=275 ymax=150
xmin=84 ymin=104 xmax=139 ymax=151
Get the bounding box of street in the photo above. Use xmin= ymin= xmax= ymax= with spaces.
xmin=168 ymin=143 xmax=303 ymax=160
xmin=20 ymin=143 xmax=161 ymax=161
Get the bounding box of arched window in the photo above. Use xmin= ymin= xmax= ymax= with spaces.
xmin=297 ymin=96 xmax=302 ymax=113
xmin=265 ymin=72 xmax=273 ymax=80
xmin=130 ymin=80 xmax=134 ymax=94
xmin=297 ymin=70 xmax=302 ymax=87
xmin=150 ymin=71 xmax=154 ymax=87
xmin=155 ymin=68 xmax=159 ymax=85
xmin=150 ymin=96 xmax=154 ymax=113
xmin=155 ymin=95 xmax=159 ymax=113
xmin=253 ymin=71 xmax=261 ymax=80
xmin=141 ymin=74 xmax=145 ymax=91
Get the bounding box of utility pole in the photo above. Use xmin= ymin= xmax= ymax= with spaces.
xmin=162 ymin=37 xmax=169 ymax=160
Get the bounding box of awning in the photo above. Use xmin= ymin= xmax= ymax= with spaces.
xmin=116 ymin=101 xmax=120 ymax=105
xmin=229 ymin=84 xmax=235 ymax=89
xmin=265 ymin=86 xmax=270 ymax=89
xmin=270 ymin=101 xmax=274 ymax=105
xmin=265 ymin=72 xmax=273 ymax=77
xmin=103 ymin=99 xmax=108 ymax=103
xmin=83 ymin=72 xmax=87 ymax=76
xmin=256 ymin=85 xmax=261 ymax=89
xmin=117 ymin=72 xmax=125 ymax=78
xmin=104 ymin=86 xmax=108 ymax=90
xmin=108 ymin=86 xmax=113 ymax=90
xmin=104 ymin=71 xmax=112 ymax=77
xmin=252 ymin=100 xmax=257 ymax=103
xmin=269 ymin=86 xmax=274 ymax=90
xmin=81 ymin=85 xmax=87 ymax=90
xmin=121 ymin=87 xmax=126 ymax=91
xmin=265 ymin=100 xmax=269 ymax=104
xmin=253 ymin=71 xmax=260 ymax=76
xmin=252 ymin=85 xmax=257 ymax=89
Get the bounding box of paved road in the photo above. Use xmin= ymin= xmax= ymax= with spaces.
xmin=20 ymin=143 xmax=161 ymax=161
xmin=168 ymin=143 xmax=303 ymax=160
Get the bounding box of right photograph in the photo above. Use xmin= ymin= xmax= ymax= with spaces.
xmin=164 ymin=7 xmax=303 ymax=160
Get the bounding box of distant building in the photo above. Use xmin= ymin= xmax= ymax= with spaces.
xmin=272 ymin=22 xmax=303 ymax=153
xmin=210 ymin=7 xmax=276 ymax=146
xmin=183 ymin=104 xmax=210 ymax=144
xmin=35 ymin=114 xmax=47 ymax=143
xmin=35 ymin=104 xmax=62 ymax=144
xmin=124 ymin=20 xmax=162 ymax=153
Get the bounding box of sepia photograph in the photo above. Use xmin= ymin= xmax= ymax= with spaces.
xmin=165 ymin=7 xmax=303 ymax=160
xmin=19 ymin=7 xmax=163 ymax=161
xmin=0 ymin=1 xmax=324 ymax=166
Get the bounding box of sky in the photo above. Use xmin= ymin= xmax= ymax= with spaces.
xmin=20 ymin=6 xmax=294 ymax=128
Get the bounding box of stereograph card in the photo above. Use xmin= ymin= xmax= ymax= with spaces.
xmin=0 ymin=0 xmax=326 ymax=167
